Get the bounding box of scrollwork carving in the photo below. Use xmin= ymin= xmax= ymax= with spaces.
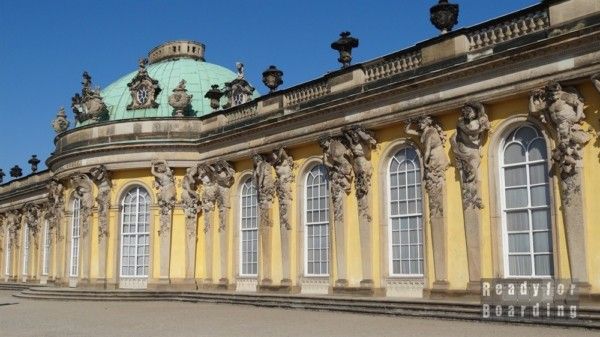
xmin=71 ymin=71 xmax=108 ymax=123
xmin=6 ymin=209 xmax=22 ymax=248
xmin=90 ymin=165 xmax=112 ymax=240
xmin=451 ymin=102 xmax=490 ymax=209
xmin=151 ymin=159 xmax=176 ymax=236
xmin=45 ymin=179 xmax=65 ymax=240
xmin=529 ymin=81 xmax=592 ymax=203
xmin=169 ymin=79 xmax=193 ymax=117
xmin=406 ymin=116 xmax=448 ymax=217
xmin=127 ymin=58 xmax=161 ymax=110
xmin=253 ymin=154 xmax=276 ymax=229
xmin=181 ymin=166 xmax=201 ymax=238
xmin=268 ymin=147 xmax=295 ymax=230
xmin=70 ymin=173 xmax=95 ymax=237
xmin=23 ymin=203 xmax=42 ymax=246
xmin=319 ymin=136 xmax=353 ymax=225
xmin=198 ymin=164 xmax=218 ymax=232
xmin=213 ymin=160 xmax=235 ymax=232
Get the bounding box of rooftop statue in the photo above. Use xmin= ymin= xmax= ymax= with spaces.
xmin=71 ymin=71 xmax=108 ymax=123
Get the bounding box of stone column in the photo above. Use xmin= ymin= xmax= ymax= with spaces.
xmin=405 ymin=117 xmax=449 ymax=289
xmin=252 ymin=154 xmax=276 ymax=286
xmin=319 ymin=136 xmax=353 ymax=287
xmin=529 ymin=82 xmax=591 ymax=289
xmin=203 ymin=213 xmax=214 ymax=284
xmin=342 ymin=126 xmax=377 ymax=287
xmin=268 ymin=147 xmax=294 ymax=286
xmin=151 ymin=160 xmax=176 ymax=286
xmin=91 ymin=165 xmax=111 ymax=287
xmin=451 ymin=102 xmax=490 ymax=291
xmin=560 ymin=169 xmax=588 ymax=286
xmin=218 ymin=226 xmax=228 ymax=284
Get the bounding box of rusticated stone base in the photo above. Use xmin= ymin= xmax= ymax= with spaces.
xmin=258 ymin=284 xmax=292 ymax=294
xmin=333 ymin=286 xmax=374 ymax=297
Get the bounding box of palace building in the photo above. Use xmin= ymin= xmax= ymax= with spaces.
xmin=1 ymin=0 xmax=600 ymax=302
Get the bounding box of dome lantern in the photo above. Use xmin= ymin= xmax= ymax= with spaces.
xmin=148 ymin=40 xmax=206 ymax=64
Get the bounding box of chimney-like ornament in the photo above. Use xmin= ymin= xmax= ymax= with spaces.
xmin=262 ymin=65 xmax=284 ymax=93
xmin=204 ymin=85 xmax=224 ymax=111
xmin=331 ymin=31 xmax=359 ymax=69
xmin=430 ymin=0 xmax=459 ymax=34
xmin=28 ymin=155 xmax=41 ymax=173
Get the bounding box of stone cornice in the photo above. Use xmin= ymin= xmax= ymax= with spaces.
xmin=44 ymin=24 xmax=600 ymax=177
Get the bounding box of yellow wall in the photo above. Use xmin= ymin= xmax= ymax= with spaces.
xmin=13 ymin=83 xmax=600 ymax=295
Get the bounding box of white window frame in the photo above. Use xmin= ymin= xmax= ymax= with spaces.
xmin=499 ymin=125 xmax=554 ymax=279
xmin=387 ymin=147 xmax=425 ymax=277
xmin=42 ymin=220 xmax=50 ymax=276
xmin=22 ymin=225 xmax=29 ymax=276
xmin=120 ymin=187 xmax=150 ymax=278
xmin=239 ymin=178 xmax=258 ymax=277
xmin=70 ymin=198 xmax=81 ymax=277
xmin=304 ymin=165 xmax=330 ymax=277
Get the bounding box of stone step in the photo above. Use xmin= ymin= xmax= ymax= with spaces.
xmin=14 ymin=287 xmax=600 ymax=329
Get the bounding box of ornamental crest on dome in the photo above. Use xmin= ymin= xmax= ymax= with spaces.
xmin=71 ymin=71 xmax=108 ymax=123
xmin=222 ymin=62 xmax=255 ymax=109
xmin=127 ymin=58 xmax=161 ymax=110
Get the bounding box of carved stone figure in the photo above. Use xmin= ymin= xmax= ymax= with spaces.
xmin=405 ymin=116 xmax=449 ymax=217
xmin=169 ymin=79 xmax=194 ymax=117
xmin=253 ymin=154 xmax=276 ymax=228
xmin=529 ymin=81 xmax=592 ymax=199
xmin=268 ymin=147 xmax=295 ymax=231
xmin=70 ymin=173 xmax=95 ymax=237
xmin=181 ymin=166 xmax=201 ymax=237
xmin=592 ymin=73 xmax=600 ymax=93
xmin=529 ymin=81 xmax=593 ymax=286
xmin=213 ymin=160 xmax=235 ymax=232
xmin=90 ymin=165 xmax=112 ymax=240
xmin=451 ymin=102 xmax=490 ymax=209
xmin=151 ymin=159 xmax=176 ymax=236
xmin=6 ymin=210 xmax=22 ymax=248
xmin=23 ymin=203 xmax=41 ymax=244
xmin=222 ymin=62 xmax=255 ymax=108
xmin=198 ymin=164 xmax=218 ymax=231
xmin=319 ymin=136 xmax=353 ymax=224
xmin=45 ymin=179 xmax=65 ymax=239
xmin=342 ymin=125 xmax=377 ymax=284
xmin=71 ymin=71 xmax=108 ymax=123
xmin=343 ymin=125 xmax=377 ymax=223
xmin=52 ymin=107 xmax=70 ymax=133
xmin=127 ymin=58 xmax=161 ymax=110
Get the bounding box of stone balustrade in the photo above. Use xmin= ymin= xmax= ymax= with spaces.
xmin=283 ymin=80 xmax=330 ymax=107
xmin=468 ymin=9 xmax=549 ymax=51
xmin=224 ymin=102 xmax=258 ymax=125
xmin=364 ymin=50 xmax=422 ymax=82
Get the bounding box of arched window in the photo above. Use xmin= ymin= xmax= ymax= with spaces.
xmin=120 ymin=187 xmax=150 ymax=278
xmin=239 ymin=178 xmax=258 ymax=276
xmin=70 ymin=198 xmax=81 ymax=277
xmin=305 ymin=165 xmax=329 ymax=276
xmin=389 ymin=147 xmax=424 ymax=276
xmin=500 ymin=125 xmax=553 ymax=277
xmin=22 ymin=225 xmax=29 ymax=276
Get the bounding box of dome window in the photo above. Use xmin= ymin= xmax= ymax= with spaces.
xmin=127 ymin=58 xmax=161 ymax=110
xmin=222 ymin=62 xmax=255 ymax=109
xmin=136 ymin=85 xmax=149 ymax=105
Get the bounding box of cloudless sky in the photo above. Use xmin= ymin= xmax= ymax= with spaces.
xmin=0 ymin=0 xmax=538 ymax=179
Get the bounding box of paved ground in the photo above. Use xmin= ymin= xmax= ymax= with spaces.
xmin=0 ymin=290 xmax=596 ymax=337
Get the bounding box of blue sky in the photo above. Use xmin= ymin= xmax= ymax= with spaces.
xmin=0 ymin=0 xmax=537 ymax=179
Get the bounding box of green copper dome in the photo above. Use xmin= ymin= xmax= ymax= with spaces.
xmin=76 ymin=41 xmax=259 ymax=126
